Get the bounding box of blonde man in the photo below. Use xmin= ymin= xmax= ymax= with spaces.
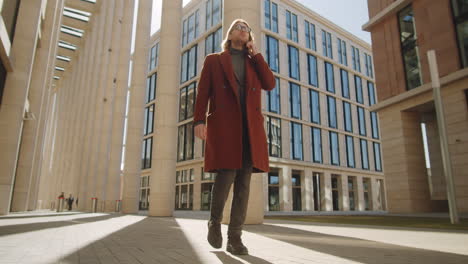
xmin=193 ymin=19 xmax=275 ymax=255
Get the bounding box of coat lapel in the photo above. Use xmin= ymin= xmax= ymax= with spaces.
xmin=219 ymin=51 xmax=240 ymax=103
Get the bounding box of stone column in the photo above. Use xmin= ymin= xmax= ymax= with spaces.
xmin=122 ymin=0 xmax=152 ymax=214
xmin=356 ymin=175 xmax=365 ymax=211
xmin=280 ymin=166 xmax=292 ymax=211
xmin=193 ymin=167 xmax=202 ymax=211
xmin=321 ymin=172 xmax=332 ymax=211
xmin=10 ymin=0 xmax=62 ymax=212
xmin=148 ymin=0 xmax=181 ymax=216
xmin=105 ymin=0 xmax=134 ymax=211
xmin=304 ymin=168 xmax=314 ymax=211
xmin=340 ymin=174 xmax=350 ymax=211
xmin=0 ymin=0 xmax=44 ymax=215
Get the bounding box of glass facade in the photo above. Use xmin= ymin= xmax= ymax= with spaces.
xmin=309 ymin=89 xmax=320 ymax=124
xmin=398 ymin=5 xmax=422 ymax=90
xmin=288 ymin=45 xmax=300 ymax=80
xmin=452 ymin=0 xmax=468 ymax=67
xmin=286 ymin=10 xmax=298 ymax=42
xmin=205 ymin=27 xmax=222 ymax=55
xmin=346 ymin=135 xmax=355 ymax=168
xmin=327 ymin=95 xmax=337 ymax=128
xmin=290 ymin=82 xmax=301 ymax=119
xmin=305 ymin=20 xmax=316 ymax=50
xmin=360 ymin=139 xmax=369 ymax=170
xmin=329 ymin=132 xmax=340 ymax=166
xmin=264 ymin=0 xmax=278 ymax=33
xmin=343 ymin=101 xmax=352 ymax=132
xmin=267 ymin=116 xmax=282 ymax=157
xmin=325 ymin=62 xmax=335 ymax=93
xmin=290 ymin=122 xmax=303 ymax=160
xmin=322 ymin=30 xmax=333 ymax=58
xmin=266 ymin=36 xmax=280 ymax=73
xmin=337 ymin=38 xmax=347 ymax=65
xmin=267 ymin=77 xmax=281 ymax=113
xmin=340 ymin=69 xmax=350 ymax=99
xmin=311 ymin=127 xmax=322 ymax=163
xmin=307 ymin=54 xmax=318 ymax=87
xmin=206 ymin=0 xmax=222 ymax=30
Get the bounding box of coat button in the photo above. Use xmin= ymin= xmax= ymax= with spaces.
xmin=252 ymin=87 xmax=256 ymax=91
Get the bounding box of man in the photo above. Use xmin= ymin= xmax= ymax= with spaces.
xmin=193 ymin=19 xmax=275 ymax=255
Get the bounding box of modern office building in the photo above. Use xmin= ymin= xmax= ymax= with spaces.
xmin=0 ymin=0 xmax=384 ymax=217
xmin=364 ymin=0 xmax=468 ymax=213
xmin=143 ymin=0 xmax=385 ymax=215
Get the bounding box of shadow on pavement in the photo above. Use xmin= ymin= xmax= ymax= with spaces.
xmin=212 ymin=251 xmax=273 ymax=264
xmin=61 ymin=216 xmax=204 ymax=264
xmin=245 ymin=223 xmax=468 ymax=264
xmin=0 ymin=213 xmax=123 ymax=237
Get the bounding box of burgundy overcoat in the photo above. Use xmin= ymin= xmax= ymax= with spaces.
xmin=192 ymin=50 xmax=275 ymax=173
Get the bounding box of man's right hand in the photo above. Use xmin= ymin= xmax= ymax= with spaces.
xmin=194 ymin=124 xmax=207 ymax=141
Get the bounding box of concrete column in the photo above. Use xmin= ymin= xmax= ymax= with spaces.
xmin=280 ymin=166 xmax=292 ymax=211
xmin=304 ymin=168 xmax=314 ymax=211
xmin=356 ymin=175 xmax=365 ymax=211
xmin=122 ymin=0 xmax=152 ymax=214
xmin=75 ymin=3 xmax=104 ymax=212
xmin=321 ymin=172 xmax=332 ymax=211
xmin=93 ymin=0 xmax=124 ymax=212
xmin=371 ymin=177 xmax=380 ymax=211
xmin=263 ymin=172 xmax=269 ymax=211
xmin=104 ymin=0 xmax=134 ymax=211
xmin=193 ymin=167 xmax=202 ymax=211
xmin=0 ymin=0 xmax=44 ymax=215
xmin=147 ymin=0 xmax=180 ymax=216
xmin=10 ymin=0 xmax=62 ymax=212
xmin=340 ymin=174 xmax=350 ymax=211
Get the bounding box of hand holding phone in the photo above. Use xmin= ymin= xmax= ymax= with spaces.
xmin=246 ymin=41 xmax=258 ymax=56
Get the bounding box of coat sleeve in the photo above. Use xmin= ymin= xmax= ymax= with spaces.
xmin=251 ymin=53 xmax=276 ymax=91
xmin=192 ymin=55 xmax=213 ymax=127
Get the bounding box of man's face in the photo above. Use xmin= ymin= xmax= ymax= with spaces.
xmin=229 ymin=22 xmax=250 ymax=44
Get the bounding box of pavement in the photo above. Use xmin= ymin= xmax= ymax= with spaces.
xmin=0 ymin=210 xmax=467 ymax=264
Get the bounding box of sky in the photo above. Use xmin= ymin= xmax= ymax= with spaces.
xmin=150 ymin=0 xmax=371 ymax=44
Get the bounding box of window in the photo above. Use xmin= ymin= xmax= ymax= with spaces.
xmin=322 ymin=30 xmax=333 ymax=58
xmin=177 ymin=123 xmax=194 ymax=161
xmin=398 ymin=5 xmax=422 ymax=90
xmin=142 ymin=137 xmax=152 ymax=169
xmin=343 ymin=101 xmax=352 ymax=132
xmin=305 ymin=20 xmax=316 ymax=50
xmin=360 ymin=139 xmax=369 ymax=170
xmin=351 ymin=46 xmax=361 ymax=72
xmin=268 ymin=172 xmax=280 ymax=211
xmin=364 ymin=53 xmax=374 ymax=78
xmin=338 ymin=38 xmax=347 ymax=65
xmin=373 ymin=142 xmax=382 ymax=171
xmin=267 ymin=116 xmax=282 ymax=157
xmin=309 ymin=89 xmax=320 ymax=124
xmin=355 ymin=75 xmax=363 ymax=104
xmin=325 ymin=62 xmax=335 ymax=93
xmin=205 ymin=27 xmax=222 ymax=55
xmin=371 ymin=112 xmax=379 ymax=139
xmin=266 ymin=36 xmax=279 ymax=72
xmin=346 ymin=136 xmax=355 ymax=168
xmin=206 ymin=0 xmax=222 ymax=30
xmin=358 ymin=106 xmax=366 ymax=136
xmin=180 ymin=45 xmax=198 ymax=84
xmin=143 ymin=104 xmax=155 ymax=135
xmin=363 ymin=178 xmax=372 ymax=210
xmin=308 ymin=54 xmax=318 ymax=87
xmin=329 ymin=131 xmax=340 ymax=166
xmin=367 ymin=81 xmax=376 ymax=105
xmin=348 ymin=177 xmax=356 ymax=210
xmin=452 ymin=0 xmax=468 ymax=67
xmin=341 ymin=69 xmax=350 ymax=98
xmin=286 ymin=11 xmax=298 ymax=42
xmin=264 ymin=0 xmax=278 ymax=33
xmin=290 ymin=122 xmax=303 ymax=160
xmin=289 ymin=82 xmax=302 ymax=119
xmin=148 ymin=43 xmax=159 ymax=71
xmin=146 ymin=73 xmax=157 ymax=103
xmin=179 ymin=82 xmax=196 ymax=121
xmin=182 ymin=10 xmax=199 ymax=47
xmin=288 ymin=45 xmax=300 ymax=80
xmin=311 ymin=127 xmax=322 ymax=163
xmin=267 ymin=77 xmax=281 ymax=113
xmin=327 ymin=96 xmax=337 ymax=128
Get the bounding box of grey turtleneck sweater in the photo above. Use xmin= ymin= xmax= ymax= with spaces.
xmin=230 ymin=47 xmax=247 ymax=120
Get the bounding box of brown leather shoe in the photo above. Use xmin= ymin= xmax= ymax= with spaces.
xmin=207 ymin=220 xmax=222 ymax=249
xmin=226 ymin=234 xmax=248 ymax=255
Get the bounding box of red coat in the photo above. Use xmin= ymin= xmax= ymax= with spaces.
xmin=193 ymin=50 xmax=276 ymax=173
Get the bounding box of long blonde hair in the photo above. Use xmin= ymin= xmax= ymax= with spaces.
xmin=221 ymin=19 xmax=255 ymax=51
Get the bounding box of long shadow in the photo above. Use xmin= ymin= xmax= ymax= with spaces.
xmin=244 ymin=224 xmax=468 ymax=264
xmin=61 ymin=216 xmax=204 ymax=264
xmin=212 ymin=251 xmax=273 ymax=264
xmin=0 ymin=213 xmax=123 ymax=237
xmin=264 ymin=218 xmax=468 ymax=234
xmin=0 ymin=212 xmax=85 ymax=220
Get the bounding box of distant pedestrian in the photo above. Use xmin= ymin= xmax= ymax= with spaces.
xmin=67 ymin=194 xmax=74 ymax=211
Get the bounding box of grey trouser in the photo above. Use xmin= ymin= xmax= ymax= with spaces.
xmin=210 ymin=117 xmax=252 ymax=233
